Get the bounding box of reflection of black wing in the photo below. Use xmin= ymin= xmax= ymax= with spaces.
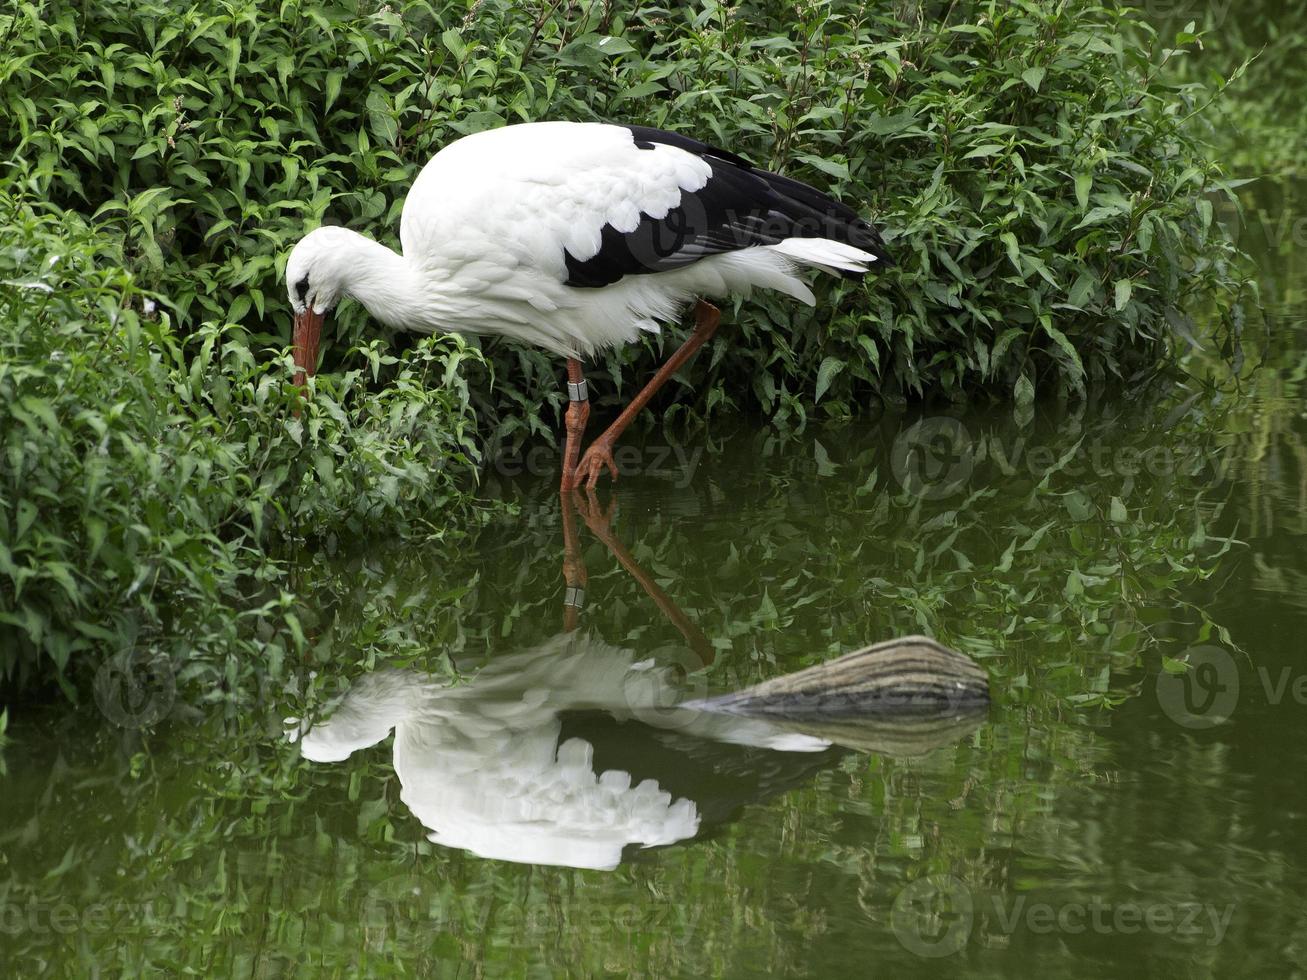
xmin=562 ymin=125 xmax=888 ymax=288
xmin=561 ymin=711 xmax=843 ymax=834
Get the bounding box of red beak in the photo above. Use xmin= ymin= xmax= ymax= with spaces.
xmin=292 ymin=308 xmax=325 ymax=387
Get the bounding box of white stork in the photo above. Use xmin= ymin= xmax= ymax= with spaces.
xmin=284 ymin=120 xmax=889 ymax=491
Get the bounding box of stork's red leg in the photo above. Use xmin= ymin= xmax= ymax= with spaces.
xmin=560 ymin=357 xmax=590 ymax=492
xmin=575 ymin=300 xmax=721 ymax=490
xmin=573 ymin=489 xmax=714 ymax=666
xmin=560 ymin=490 xmax=587 ymax=632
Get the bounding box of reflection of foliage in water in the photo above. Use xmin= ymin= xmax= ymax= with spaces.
xmin=1159 ymin=0 xmax=1307 ymax=178
xmin=1189 ymin=178 xmax=1307 ymax=612
xmin=486 ymin=393 xmax=1237 ymax=711
xmin=0 ymin=376 xmax=1254 ymax=976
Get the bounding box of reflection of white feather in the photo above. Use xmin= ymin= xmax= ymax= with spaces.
xmin=294 ymin=669 xmax=438 ymax=763
xmin=294 ymin=633 xmax=829 ymax=870
xmin=404 ymin=732 xmax=698 ymax=871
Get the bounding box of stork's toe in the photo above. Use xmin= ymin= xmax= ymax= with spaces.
xmin=577 ymin=441 xmax=619 ymax=490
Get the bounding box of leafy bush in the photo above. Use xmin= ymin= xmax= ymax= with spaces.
xmin=1 ymin=0 xmax=1251 ymax=438
xmin=0 ymin=190 xmax=482 ymax=692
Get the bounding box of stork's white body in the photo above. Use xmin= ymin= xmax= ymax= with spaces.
xmin=286 ymin=121 xmax=884 ymax=359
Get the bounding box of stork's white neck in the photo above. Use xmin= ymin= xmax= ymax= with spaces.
xmin=327 ymin=231 xmax=436 ymax=331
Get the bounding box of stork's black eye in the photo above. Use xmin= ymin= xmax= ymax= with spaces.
xmin=295 ymin=277 xmax=310 ymax=302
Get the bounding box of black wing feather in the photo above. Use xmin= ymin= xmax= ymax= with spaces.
xmin=562 ymin=125 xmax=888 ymax=288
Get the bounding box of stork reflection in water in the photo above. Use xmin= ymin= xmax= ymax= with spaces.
xmin=289 ymin=495 xmax=984 ymax=870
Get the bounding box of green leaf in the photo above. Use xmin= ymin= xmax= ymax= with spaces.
xmin=1109 ymin=496 xmax=1128 ymax=523
xmin=1064 ymin=491 xmax=1093 ymax=522
xmin=1000 ymin=231 xmax=1021 ymax=271
xmin=366 ymin=90 xmax=398 ymax=147
xmin=1113 ymin=279 xmax=1132 ymax=311
xmin=325 ymin=71 xmax=343 ymax=111
xmin=990 ymin=328 xmax=1023 ymax=366
xmin=815 ymin=357 xmax=845 ymax=402
xmin=441 ymin=29 xmax=467 ymax=60
xmin=226 ymin=37 xmax=241 ymax=88
xmin=1039 ymin=318 xmax=1084 ymax=380
xmin=1074 ymin=172 xmax=1092 ymax=211
xmin=796 ymin=153 xmax=849 ymax=180
xmin=1067 ymin=272 xmax=1097 ymax=309
xmin=1074 ymin=205 xmax=1126 ymax=230
xmin=1064 ymin=569 xmax=1084 ymax=597
xmin=856 ymin=335 xmax=881 ymax=374
xmin=1014 ymin=373 xmax=1035 ymax=407
xmin=611 ymin=80 xmax=665 ymax=105
xmin=863 ymin=110 xmax=916 ymax=135
xmin=995 ymin=538 xmax=1017 ymax=573
xmin=1021 ymin=66 xmax=1046 ymax=92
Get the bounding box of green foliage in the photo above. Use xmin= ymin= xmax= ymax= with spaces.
xmin=0 ymin=0 xmax=1250 ymax=439
xmin=0 ymin=191 xmax=483 ymax=692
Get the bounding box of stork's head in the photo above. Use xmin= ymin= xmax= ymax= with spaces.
xmin=284 ymin=227 xmax=357 ymax=386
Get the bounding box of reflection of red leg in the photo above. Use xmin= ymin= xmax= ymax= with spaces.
xmin=561 ymin=491 xmax=587 ymax=633
xmin=573 ymin=489 xmax=714 ymax=667
xmin=560 ymin=357 xmax=590 ymax=493
xmin=575 ymin=300 xmax=721 ymax=490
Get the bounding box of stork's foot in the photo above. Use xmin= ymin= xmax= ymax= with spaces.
xmin=559 ymin=392 xmax=590 ymax=493
xmin=572 ymin=486 xmax=618 ymax=540
xmin=575 ymin=438 xmax=619 ymax=490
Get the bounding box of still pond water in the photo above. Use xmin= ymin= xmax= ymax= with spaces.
xmin=5 ymin=185 xmax=1307 ymax=980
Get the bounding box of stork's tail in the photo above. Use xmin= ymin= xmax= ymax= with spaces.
xmin=770 ymin=238 xmax=884 ymax=278
xmin=755 ymin=168 xmax=892 ymax=276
